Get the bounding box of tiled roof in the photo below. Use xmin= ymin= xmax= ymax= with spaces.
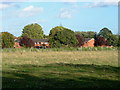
xmin=84 ymin=38 xmax=94 ymax=43
xmin=32 ymin=39 xmax=49 ymax=42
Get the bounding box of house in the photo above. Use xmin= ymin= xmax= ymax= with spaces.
xmin=32 ymin=39 xmax=50 ymax=48
xmin=82 ymin=38 xmax=95 ymax=47
xmin=14 ymin=38 xmax=50 ymax=48
xmin=14 ymin=39 xmax=22 ymax=48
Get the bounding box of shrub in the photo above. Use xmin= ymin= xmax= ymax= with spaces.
xmin=1 ymin=32 xmax=14 ymax=48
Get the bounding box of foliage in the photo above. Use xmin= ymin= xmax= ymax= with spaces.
xmin=107 ymin=34 xmax=119 ymax=47
xmin=75 ymin=34 xmax=85 ymax=47
xmin=19 ymin=36 xmax=34 ymax=48
xmin=1 ymin=32 xmax=14 ymax=48
xmin=22 ymin=23 xmax=44 ymax=39
xmin=75 ymin=31 xmax=97 ymax=38
xmin=97 ymin=28 xmax=120 ymax=47
xmin=44 ymin=35 xmax=49 ymax=39
xmin=0 ymin=33 xmax=2 ymax=48
xmin=118 ymin=35 xmax=120 ymax=47
xmin=94 ymin=36 xmax=108 ymax=46
xmin=97 ymin=28 xmax=112 ymax=38
xmin=49 ymin=27 xmax=78 ymax=48
xmin=49 ymin=26 xmax=65 ymax=37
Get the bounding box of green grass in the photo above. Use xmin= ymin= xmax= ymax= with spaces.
xmin=1 ymin=49 xmax=120 ymax=89
xmin=1 ymin=46 xmax=118 ymax=52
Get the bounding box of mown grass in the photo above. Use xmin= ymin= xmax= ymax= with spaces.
xmin=1 ymin=49 xmax=120 ymax=89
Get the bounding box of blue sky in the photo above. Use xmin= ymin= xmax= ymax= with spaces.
xmin=0 ymin=1 xmax=118 ymax=37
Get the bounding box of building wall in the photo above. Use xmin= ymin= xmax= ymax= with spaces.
xmin=34 ymin=42 xmax=50 ymax=48
xmin=14 ymin=42 xmax=50 ymax=48
xmin=82 ymin=39 xmax=95 ymax=47
xmin=14 ymin=42 xmax=22 ymax=48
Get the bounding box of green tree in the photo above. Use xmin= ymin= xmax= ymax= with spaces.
xmin=1 ymin=32 xmax=14 ymax=48
xmin=75 ymin=31 xmax=97 ymax=38
xmin=0 ymin=33 xmax=2 ymax=48
xmin=22 ymin=23 xmax=44 ymax=39
xmin=49 ymin=27 xmax=78 ymax=48
xmin=107 ymin=34 xmax=119 ymax=47
xmin=118 ymin=35 xmax=120 ymax=47
xmin=97 ymin=28 xmax=112 ymax=39
xmin=97 ymin=28 xmax=120 ymax=47
xmin=49 ymin=26 xmax=65 ymax=37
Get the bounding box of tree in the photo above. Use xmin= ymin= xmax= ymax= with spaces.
xmin=75 ymin=34 xmax=85 ymax=47
xmin=118 ymin=35 xmax=120 ymax=47
xmin=0 ymin=33 xmax=2 ymax=48
xmin=19 ymin=36 xmax=34 ymax=48
xmin=1 ymin=32 xmax=14 ymax=48
xmin=107 ymin=34 xmax=119 ymax=47
xmin=49 ymin=26 xmax=65 ymax=37
xmin=22 ymin=23 xmax=44 ymax=39
xmin=94 ymin=36 xmax=108 ymax=46
xmin=49 ymin=27 xmax=78 ymax=48
xmin=97 ymin=28 xmax=120 ymax=46
xmin=97 ymin=27 xmax=112 ymax=39
xmin=75 ymin=31 xmax=97 ymax=38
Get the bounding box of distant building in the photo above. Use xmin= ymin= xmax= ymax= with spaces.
xmin=32 ymin=39 xmax=50 ymax=48
xmin=82 ymin=38 xmax=95 ymax=47
xmin=14 ymin=39 xmax=22 ymax=48
xmin=14 ymin=38 xmax=50 ymax=48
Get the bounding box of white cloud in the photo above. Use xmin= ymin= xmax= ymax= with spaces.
xmin=59 ymin=8 xmax=73 ymax=19
xmin=0 ymin=3 xmax=12 ymax=9
xmin=86 ymin=0 xmax=119 ymax=8
xmin=19 ymin=5 xmax=43 ymax=17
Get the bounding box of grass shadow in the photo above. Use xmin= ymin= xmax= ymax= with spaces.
xmin=2 ymin=63 xmax=120 ymax=89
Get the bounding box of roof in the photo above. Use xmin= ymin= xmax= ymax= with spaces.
xmin=14 ymin=39 xmax=21 ymax=43
xmin=84 ymin=38 xmax=94 ymax=43
xmin=32 ymin=39 xmax=49 ymax=42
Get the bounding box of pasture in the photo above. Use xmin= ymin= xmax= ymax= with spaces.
xmin=1 ymin=48 xmax=120 ymax=88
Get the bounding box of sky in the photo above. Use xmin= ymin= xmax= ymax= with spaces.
xmin=0 ymin=0 xmax=119 ymax=37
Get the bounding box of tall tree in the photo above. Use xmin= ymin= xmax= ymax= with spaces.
xmin=22 ymin=23 xmax=44 ymax=39
xmin=49 ymin=27 xmax=78 ymax=48
xmin=1 ymin=32 xmax=14 ymax=48
xmin=49 ymin=26 xmax=65 ymax=37
xmin=97 ymin=27 xmax=112 ymax=39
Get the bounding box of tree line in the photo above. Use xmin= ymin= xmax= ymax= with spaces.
xmin=1 ymin=23 xmax=120 ymax=48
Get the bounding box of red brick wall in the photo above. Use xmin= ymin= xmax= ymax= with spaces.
xmin=14 ymin=42 xmax=22 ymax=48
xmin=82 ymin=39 xmax=95 ymax=47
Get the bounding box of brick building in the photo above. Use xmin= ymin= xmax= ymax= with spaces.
xmin=14 ymin=38 xmax=50 ymax=48
xmin=82 ymin=38 xmax=95 ymax=47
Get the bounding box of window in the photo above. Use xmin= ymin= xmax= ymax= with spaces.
xmin=44 ymin=42 xmax=48 ymax=44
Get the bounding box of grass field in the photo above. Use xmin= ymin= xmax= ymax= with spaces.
xmin=2 ymin=49 xmax=120 ymax=88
